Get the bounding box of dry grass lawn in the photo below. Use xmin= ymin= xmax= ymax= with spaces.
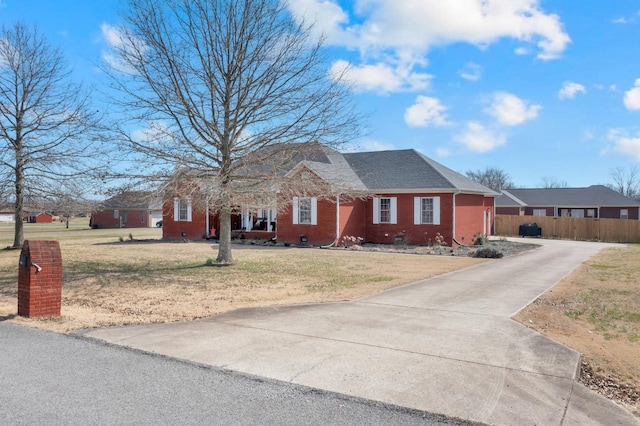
xmin=0 ymin=221 xmax=485 ymax=333
xmin=514 ymin=244 xmax=640 ymax=416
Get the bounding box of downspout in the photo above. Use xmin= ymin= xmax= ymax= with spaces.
xmin=205 ymin=198 xmax=210 ymax=238
xmin=321 ymin=195 xmax=341 ymax=248
xmin=452 ymin=190 xmax=461 ymax=245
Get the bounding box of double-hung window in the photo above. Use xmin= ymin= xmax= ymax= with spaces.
xmin=413 ymin=197 xmax=440 ymax=225
xmin=292 ymin=197 xmax=317 ymax=225
xmin=298 ymin=198 xmax=312 ymax=224
xmin=373 ymin=197 xmax=397 ymax=224
xmin=173 ymin=198 xmax=192 ymax=222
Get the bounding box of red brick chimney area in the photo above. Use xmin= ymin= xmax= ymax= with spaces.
xmin=17 ymin=240 xmax=63 ymax=318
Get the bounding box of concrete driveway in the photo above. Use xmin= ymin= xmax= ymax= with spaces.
xmin=83 ymin=238 xmax=639 ymax=426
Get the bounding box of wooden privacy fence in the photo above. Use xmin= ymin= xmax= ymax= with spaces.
xmin=495 ymin=214 xmax=640 ymax=243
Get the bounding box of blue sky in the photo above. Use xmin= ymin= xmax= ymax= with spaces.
xmin=2 ymin=0 xmax=640 ymax=188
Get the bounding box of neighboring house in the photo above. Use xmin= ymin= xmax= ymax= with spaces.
xmin=163 ymin=147 xmax=497 ymax=246
xmin=91 ymin=191 xmax=163 ymax=229
xmin=26 ymin=212 xmax=53 ymax=223
xmin=0 ymin=211 xmax=15 ymax=222
xmin=496 ymin=185 xmax=640 ymax=219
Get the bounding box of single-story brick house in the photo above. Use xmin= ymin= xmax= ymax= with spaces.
xmin=162 ymin=148 xmax=497 ymax=246
xmin=91 ymin=191 xmax=163 ymax=229
xmin=26 ymin=212 xmax=53 ymax=223
xmin=496 ymin=185 xmax=640 ymax=219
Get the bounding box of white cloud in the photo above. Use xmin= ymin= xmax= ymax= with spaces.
xmin=289 ymin=1 xmax=570 ymax=94
xmin=456 ymin=121 xmax=506 ymax=153
xmin=289 ymin=0 xmax=570 ymax=60
xmin=436 ymin=147 xmax=453 ymax=157
xmin=347 ymin=138 xmax=397 ymax=152
xmin=131 ymin=121 xmax=173 ymax=145
xmin=404 ymin=96 xmax=450 ymax=128
xmin=558 ymin=81 xmax=586 ymax=100
xmin=484 ymin=92 xmax=541 ymax=126
xmin=459 ymin=62 xmax=482 ymax=81
xmin=101 ymin=23 xmax=146 ymax=74
xmin=624 ymin=79 xmax=640 ymax=110
xmin=613 ymin=11 xmax=640 ymax=25
xmin=0 ymin=38 xmax=11 ymax=68
xmin=607 ymin=129 xmax=640 ymax=161
xmin=329 ymin=59 xmax=431 ymax=93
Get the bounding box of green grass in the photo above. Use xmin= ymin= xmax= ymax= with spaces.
xmin=564 ymin=310 xmax=582 ymax=320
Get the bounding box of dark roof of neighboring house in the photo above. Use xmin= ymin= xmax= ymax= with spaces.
xmin=101 ymin=191 xmax=161 ymax=210
xmin=497 ymin=185 xmax=640 ymax=207
xmin=342 ymin=149 xmax=497 ymax=194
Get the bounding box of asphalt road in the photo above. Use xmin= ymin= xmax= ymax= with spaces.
xmin=0 ymin=323 xmax=478 ymax=425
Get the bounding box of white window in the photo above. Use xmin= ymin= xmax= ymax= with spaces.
xmin=173 ymin=198 xmax=192 ymax=222
xmin=292 ymin=197 xmax=317 ymax=225
xmin=571 ymin=209 xmax=584 ymax=218
xmin=413 ymin=197 xmax=440 ymax=225
xmin=373 ymin=197 xmax=397 ymax=224
xmin=621 ymin=209 xmax=629 ymax=220
xmin=113 ymin=209 xmax=119 ymax=219
xmin=533 ymin=209 xmax=546 ymax=217
xmin=586 ymin=209 xmax=595 ymax=218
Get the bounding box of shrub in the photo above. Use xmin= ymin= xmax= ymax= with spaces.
xmin=472 ymin=233 xmax=487 ymax=246
xmin=473 ymin=247 xmax=503 ymax=258
xmin=340 ymin=235 xmax=364 ymax=248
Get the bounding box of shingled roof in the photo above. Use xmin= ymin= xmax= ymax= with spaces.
xmin=342 ymin=149 xmax=496 ymax=194
xmin=101 ymin=191 xmax=161 ymax=210
xmin=497 ymin=185 xmax=640 ymax=207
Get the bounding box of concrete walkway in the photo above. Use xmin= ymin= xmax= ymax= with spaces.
xmin=83 ymin=239 xmax=639 ymax=426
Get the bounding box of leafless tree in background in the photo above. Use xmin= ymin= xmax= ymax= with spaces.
xmin=465 ymin=167 xmax=514 ymax=193
xmin=105 ymin=0 xmax=360 ymax=263
xmin=538 ymin=176 xmax=568 ymax=188
xmin=608 ymin=166 xmax=640 ymax=199
xmin=0 ymin=23 xmax=104 ymax=248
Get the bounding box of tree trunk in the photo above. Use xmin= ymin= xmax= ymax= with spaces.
xmin=13 ymin=151 xmax=24 ymax=248
xmin=216 ymin=186 xmax=234 ymax=263
xmin=216 ymin=209 xmax=233 ymax=264
xmin=12 ymin=204 xmax=24 ymax=248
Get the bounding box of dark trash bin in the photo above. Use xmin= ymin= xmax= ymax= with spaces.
xmin=519 ymin=223 xmax=542 ymax=237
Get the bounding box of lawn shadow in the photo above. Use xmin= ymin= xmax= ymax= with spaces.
xmin=0 ymin=313 xmax=17 ymax=321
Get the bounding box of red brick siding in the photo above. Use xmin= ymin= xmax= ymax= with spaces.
xmin=91 ymin=209 xmax=151 ymax=228
xmin=28 ymin=213 xmax=53 ymax=223
xmin=454 ymin=194 xmax=494 ymax=244
xmin=277 ymin=198 xmax=338 ymax=245
xmin=338 ymin=199 xmax=366 ymax=243
xmin=162 ymin=199 xmax=209 ymax=240
xmin=362 ymin=193 xmax=454 ymax=246
xmin=18 ymin=240 xmax=63 ymax=318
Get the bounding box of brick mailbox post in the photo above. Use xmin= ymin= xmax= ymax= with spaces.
xmin=18 ymin=240 xmax=63 ymax=318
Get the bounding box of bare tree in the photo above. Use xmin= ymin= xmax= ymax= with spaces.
xmin=538 ymin=176 xmax=568 ymax=188
xmin=0 ymin=23 xmax=104 ymax=247
xmin=608 ymin=166 xmax=640 ymax=199
xmin=465 ymin=167 xmax=514 ymax=193
xmin=105 ymin=0 xmax=359 ymax=263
